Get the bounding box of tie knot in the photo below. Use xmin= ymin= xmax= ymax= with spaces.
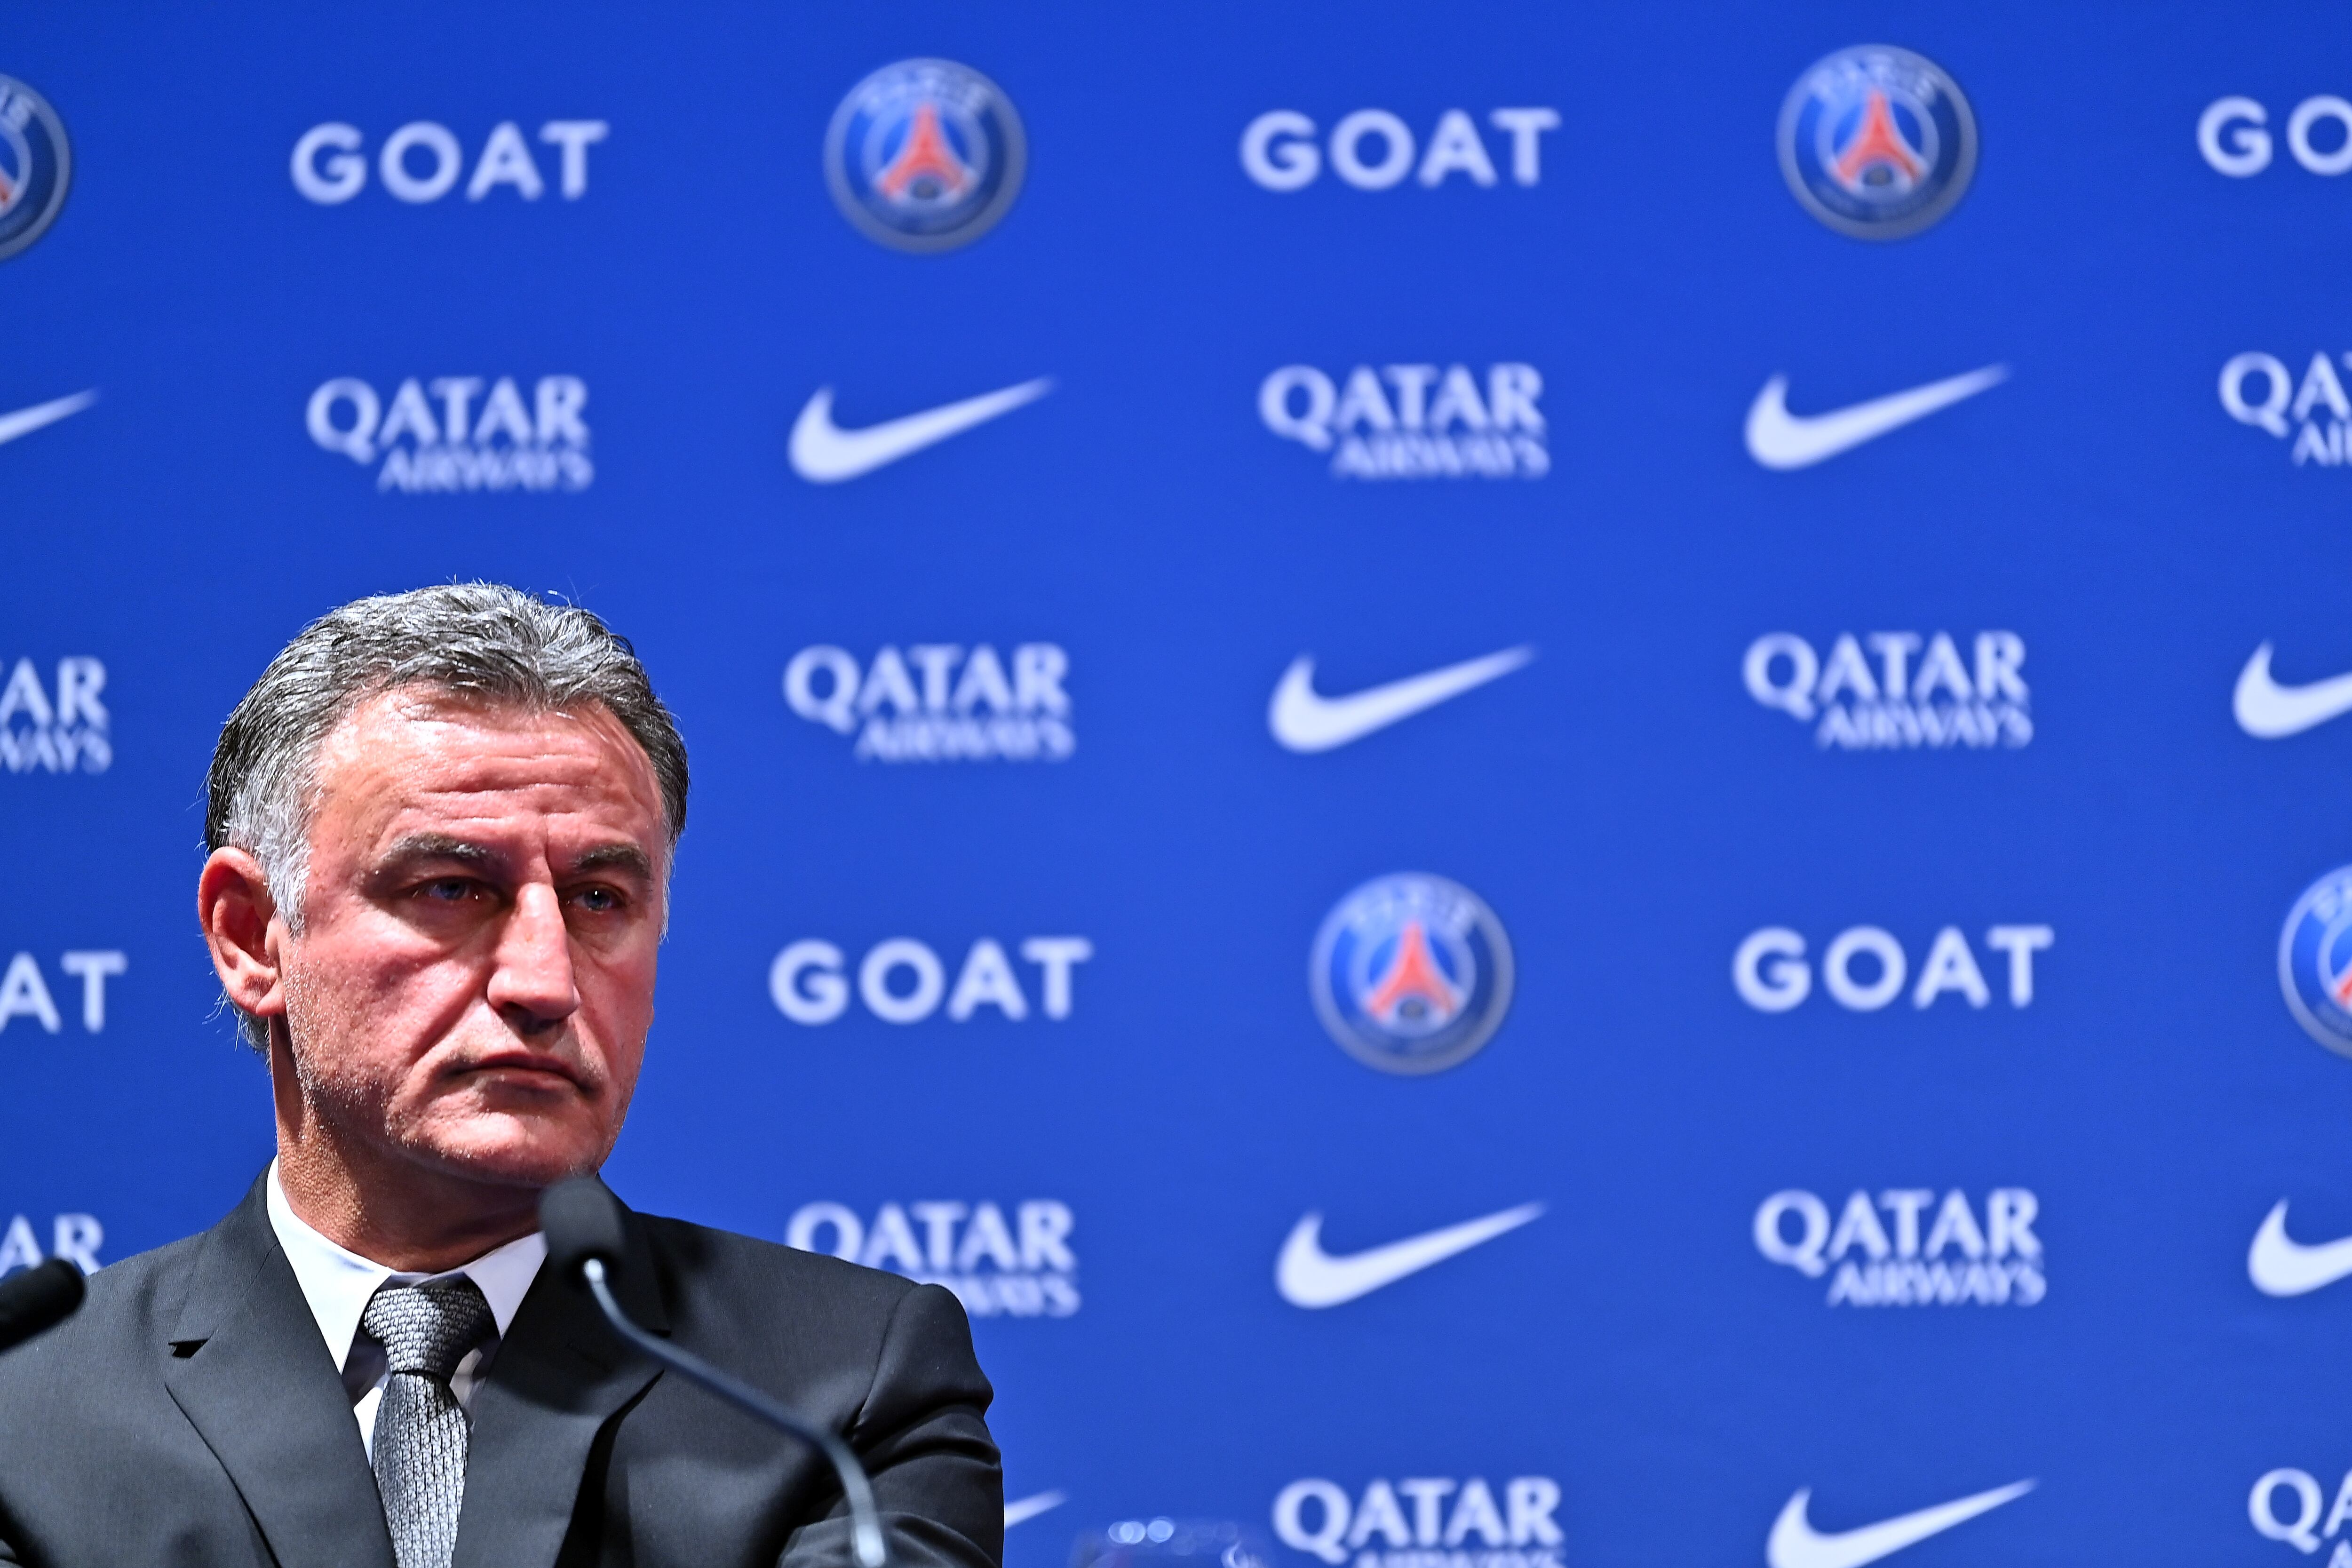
xmin=361 ymin=1278 xmax=494 ymax=1379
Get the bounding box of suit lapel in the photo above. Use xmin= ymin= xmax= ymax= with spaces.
xmin=162 ymin=1176 xmax=396 ymax=1568
xmin=453 ymin=1188 xmax=667 ymax=1568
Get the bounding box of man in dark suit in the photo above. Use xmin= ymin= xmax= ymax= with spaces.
xmin=0 ymin=584 xmax=1003 ymax=1568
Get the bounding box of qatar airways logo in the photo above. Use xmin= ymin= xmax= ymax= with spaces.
xmin=307 ymin=376 xmax=591 ymax=493
xmin=1 ymin=658 xmax=108 ymax=775
xmin=2220 ymin=352 xmax=2352 ymax=468
xmin=1754 ymin=1188 xmax=2046 ymax=1307
xmin=1272 ymin=1477 xmax=1563 ymax=1568
xmin=784 ymin=644 xmax=1072 ymax=763
xmin=787 ymin=1201 xmax=1077 ymax=1319
xmin=0 ymin=1214 xmax=101 ymax=1274
xmin=1260 ymin=364 xmax=1547 ymax=480
xmin=1744 ymin=632 xmax=2030 ymax=750
xmin=2251 ymin=1465 xmax=2352 ymax=1563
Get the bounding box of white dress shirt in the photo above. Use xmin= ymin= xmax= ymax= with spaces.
xmin=264 ymin=1162 xmax=547 ymax=1460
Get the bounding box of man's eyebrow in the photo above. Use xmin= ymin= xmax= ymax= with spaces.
xmin=570 ymin=844 xmax=656 ymax=880
xmin=376 ymin=834 xmax=503 ymax=870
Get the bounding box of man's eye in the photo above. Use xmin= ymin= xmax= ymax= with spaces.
xmin=573 ymin=887 xmax=620 ymax=912
xmin=421 ymin=879 xmax=474 ymax=902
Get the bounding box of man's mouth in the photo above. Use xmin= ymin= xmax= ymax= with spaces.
xmin=457 ymin=1051 xmax=583 ymax=1089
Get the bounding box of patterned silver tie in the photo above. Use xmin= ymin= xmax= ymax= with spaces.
xmin=362 ymin=1278 xmax=495 ymax=1568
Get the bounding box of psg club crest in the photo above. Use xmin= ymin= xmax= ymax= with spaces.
xmin=1311 ymin=873 xmax=1514 ymax=1076
xmin=1777 ymin=45 xmax=1976 ymax=240
xmin=0 ymin=75 xmax=70 ymax=261
xmin=825 ymin=59 xmax=1026 ymax=254
xmin=2281 ymin=866 xmax=2352 ymax=1059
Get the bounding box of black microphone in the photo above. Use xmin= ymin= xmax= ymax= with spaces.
xmin=0 ymin=1258 xmax=83 ymax=1353
xmin=540 ymin=1178 xmax=889 ymax=1568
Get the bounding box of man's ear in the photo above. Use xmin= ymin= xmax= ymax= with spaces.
xmin=199 ymin=848 xmax=287 ymax=1023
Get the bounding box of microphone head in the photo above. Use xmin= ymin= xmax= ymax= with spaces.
xmin=540 ymin=1177 xmax=627 ymax=1281
xmin=0 ymin=1257 xmax=84 ymax=1352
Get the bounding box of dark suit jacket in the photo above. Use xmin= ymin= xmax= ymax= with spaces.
xmin=0 ymin=1175 xmax=1002 ymax=1568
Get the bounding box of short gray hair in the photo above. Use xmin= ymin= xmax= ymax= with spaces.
xmin=205 ymin=583 xmax=688 ymax=1047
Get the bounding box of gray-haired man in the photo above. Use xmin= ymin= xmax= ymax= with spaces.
xmin=0 ymin=584 xmax=1002 ymax=1568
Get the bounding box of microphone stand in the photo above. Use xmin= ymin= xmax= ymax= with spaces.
xmin=579 ymin=1258 xmax=890 ymax=1568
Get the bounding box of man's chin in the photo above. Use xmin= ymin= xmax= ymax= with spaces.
xmin=400 ymin=1114 xmax=607 ymax=1191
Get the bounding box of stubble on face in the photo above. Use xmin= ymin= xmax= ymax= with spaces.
xmin=271 ymin=689 xmax=666 ymax=1208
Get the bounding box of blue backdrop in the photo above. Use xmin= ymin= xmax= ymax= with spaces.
xmin=6 ymin=4 xmax=2352 ymax=1566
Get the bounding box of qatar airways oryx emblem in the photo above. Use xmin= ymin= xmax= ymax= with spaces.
xmin=1779 ymin=47 xmax=1977 ymax=239
xmin=826 ymin=60 xmax=1025 ymax=253
xmin=1311 ymin=874 xmax=1513 ymax=1075
xmin=2280 ymin=867 xmax=2352 ymax=1058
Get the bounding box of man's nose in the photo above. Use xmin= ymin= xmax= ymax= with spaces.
xmin=486 ymin=883 xmax=580 ymax=1033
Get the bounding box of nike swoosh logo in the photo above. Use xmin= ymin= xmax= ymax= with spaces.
xmin=0 ymin=390 xmax=98 ymax=448
xmin=789 ymin=378 xmax=1051 ymax=483
xmin=1004 ymin=1491 xmax=1067 ymax=1529
xmin=1745 ymin=366 xmax=2008 ymax=470
xmin=2249 ymin=1200 xmax=2352 ymax=1296
xmin=1767 ymin=1480 xmax=2034 ymax=1568
xmin=1269 ymin=646 xmax=1535 ymax=753
xmin=2234 ymin=644 xmax=2352 ymax=739
xmin=1275 ymin=1203 xmax=1543 ymax=1308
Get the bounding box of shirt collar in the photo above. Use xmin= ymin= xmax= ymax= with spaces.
xmin=265 ymin=1160 xmax=548 ymax=1370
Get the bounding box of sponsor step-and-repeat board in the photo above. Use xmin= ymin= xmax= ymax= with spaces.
xmin=9 ymin=4 xmax=2352 ymax=1564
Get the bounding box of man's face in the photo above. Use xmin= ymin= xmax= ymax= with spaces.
xmin=276 ymin=689 xmax=668 ymax=1189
